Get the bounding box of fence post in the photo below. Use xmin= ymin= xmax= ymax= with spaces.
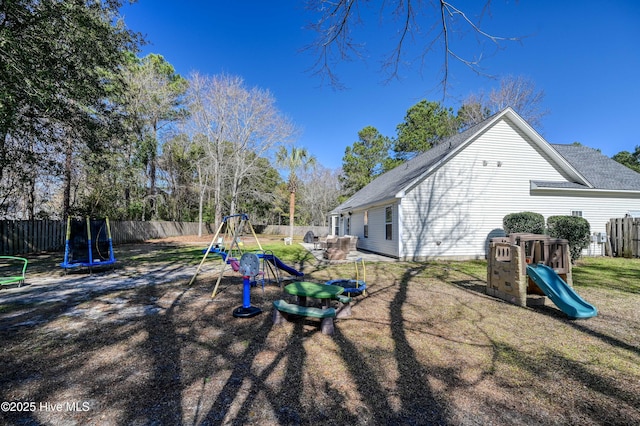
xmin=605 ymin=220 xmax=612 ymax=256
xmin=635 ymin=219 xmax=640 ymax=258
xmin=615 ymin=218 xmax=622 ymax=257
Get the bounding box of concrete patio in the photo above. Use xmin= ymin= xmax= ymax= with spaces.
xmin=299 ymin=242 xmax=397 ymax=263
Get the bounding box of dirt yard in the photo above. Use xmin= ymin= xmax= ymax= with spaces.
xmin=0 ymin=239 xmax=638 ymax=425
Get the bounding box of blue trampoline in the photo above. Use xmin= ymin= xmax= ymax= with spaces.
xmin=60 ymin=217 xmax=116 ymax=271
xmin=325 ymin=258 xmax=367 ymax=296
xmin=325 ymin=278 xmax=367 ymax=296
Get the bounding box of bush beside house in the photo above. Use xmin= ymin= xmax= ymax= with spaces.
xmin=547 ymin=215 xmax=591 ymax=262
xmin=503 ymin=212 xmax=545 ymax=235
xmin=502 ymin=212 xmax=591 ymax=262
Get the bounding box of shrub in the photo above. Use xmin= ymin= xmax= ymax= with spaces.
xmin=503 ymin=212 xmax=545 ymax=235
xmin=547 ymin=215 xmax=591 ymax=262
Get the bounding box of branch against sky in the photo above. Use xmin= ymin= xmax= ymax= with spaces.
xmin=304 ymin=0 xmax=521 ymax=93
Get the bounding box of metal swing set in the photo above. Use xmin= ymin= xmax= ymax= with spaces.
xmin=188 ymin=213 xmax=283 ymax=298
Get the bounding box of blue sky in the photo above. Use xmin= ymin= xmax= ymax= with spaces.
xmin=120 ymin=1 xmax=640 ymax=170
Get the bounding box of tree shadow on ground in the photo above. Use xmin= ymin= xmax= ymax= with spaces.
xmin=492 ymin=342 xmax=640 ymax=424
xmin=2 ymin=242 xmax=639 ymax=425
xmin=387 ymin=265 xmax=449 ymax=424
xmin=450 ymin=271 xmax=640 ymax=359
xmin=450 ymin=279 xmax=488 ymax=296
xmin=535 ymin=303 xmax=640 ymax=357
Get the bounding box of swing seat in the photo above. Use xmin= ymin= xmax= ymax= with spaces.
xmin=229 ymin=258 xmax=240 ymax=272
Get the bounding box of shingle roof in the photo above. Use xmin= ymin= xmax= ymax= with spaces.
xmin=332 ymin=111 xmax=640 ymax=214
xmin=549 ymin=144 xmax=640 ymax=190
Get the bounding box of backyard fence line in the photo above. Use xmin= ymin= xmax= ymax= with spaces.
xmin=607 ymin=217 xmax=640 ymax=258
xmin=108 ymin=221 xmax=215 ymax=244
xmin=0 ymin=220 xmax=331 ymax=256
xmin=255 ymin=224 xmax=329 ymax=237
xmin=0 ymin=220 xmax=65 ymax=256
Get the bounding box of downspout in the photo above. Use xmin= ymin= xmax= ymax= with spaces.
xmin=397 ymin=198 xmax=404 ymax=260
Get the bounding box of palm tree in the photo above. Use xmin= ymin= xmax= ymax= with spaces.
xmin=276 ymin=146 xmax=316 ymax=240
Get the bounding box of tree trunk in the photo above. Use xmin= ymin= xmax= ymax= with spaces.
xmin=27 ymin=173 xmax=35 ymax=220
xmin=197 ymin=163 xmax=206 ymax=237
xmin=229 ymin=179 xmax=237 ymax=217
xmin=289 ymin=191 xmax=295 ymax=240
xmin=148 ymin=122 xmax=159 ymax=219
xmin=0 ymin=130 xmax=6 ymax=184
xmin=63 ymin=137 xmax=73 ymax=219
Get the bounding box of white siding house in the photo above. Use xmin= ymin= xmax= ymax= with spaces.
xmin=330 ymin=108 xmax=640 ymax=260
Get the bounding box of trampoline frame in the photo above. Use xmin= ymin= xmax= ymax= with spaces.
xmin=60 ymin=216 xmax=116 ymax=270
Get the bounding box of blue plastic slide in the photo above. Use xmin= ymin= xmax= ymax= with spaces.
xmin=526 ymin=264 xmax=597 ymax=319
xmin=260 ymin=254 xmax=304 ymax=277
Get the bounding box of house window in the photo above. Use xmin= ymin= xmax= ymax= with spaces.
xmin=571 ymin=210 xmax=583 ymax=217
xmin=333 ymin=216 xmax=339 ymax=235
xmin=385 ymin=206 xmax=393 ymax=240
xmin=346 ymin=217 xmax=351 ymax=235
xmin=364 ymin=210 xmax=368 ymax=238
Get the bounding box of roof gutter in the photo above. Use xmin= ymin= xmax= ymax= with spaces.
xmin=530 ymin=185 xmax=640 ymax=196
xmin=330 ymin=196 xmax=401 ymax=215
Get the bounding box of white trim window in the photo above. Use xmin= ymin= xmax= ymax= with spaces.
xmin=385 ymin=206 xmax=393 ymax=240
xmin=364 ymin=210 xmax=368 ymax=238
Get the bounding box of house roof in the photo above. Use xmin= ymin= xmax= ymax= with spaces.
xmin=543 ymin=144 xmax=640 ymax=191
xmin=332 ymin=108 xmax=640 ymax=214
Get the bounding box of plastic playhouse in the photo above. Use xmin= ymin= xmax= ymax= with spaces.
xmin=487 ymin=233 xmax=597 ymax=318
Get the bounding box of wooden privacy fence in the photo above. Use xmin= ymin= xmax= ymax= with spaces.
xmin=256 ymin=224 xmax=329 ymax=237
xmin=0 ymin=220 xmax=214 ymax=256
xmin=109 ymin=221 xmax=213 ymax=244
xmin=0 ymin=220 xmax=331 ymax=256
xmin=607 ymin=217 xmax=640 ymax=258
xmin=0 ymin=220 xmax=66 ymax=255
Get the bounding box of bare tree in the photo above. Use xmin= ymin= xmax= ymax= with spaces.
xmin=184 ymin=72 xmax=227 ymax=228
xmin=185 ymin=73 xmax=297 ymax=232
xmin=222 ymin=78 xmax=297 ymax=216
xmin=299 ymin=164 xmax=342 ymax=227
xmin=460 ymin=75 xmax=549 ymax=129
xmin=456 ymin=94 xmax=491 ymax=130
xmin=121 ymin=54 xmax=188 ymax=219
xmin=304 ymin=0 xmax=520 ymax=92
xmin=487 ymin=75 xmax=549 ymax=128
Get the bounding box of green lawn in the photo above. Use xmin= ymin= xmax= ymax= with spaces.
xmin=573 ymin=256 xmax=640 ymax=293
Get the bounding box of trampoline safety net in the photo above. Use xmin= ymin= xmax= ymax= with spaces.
xmin=61 ymin=217 xmax=116 ymax=269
